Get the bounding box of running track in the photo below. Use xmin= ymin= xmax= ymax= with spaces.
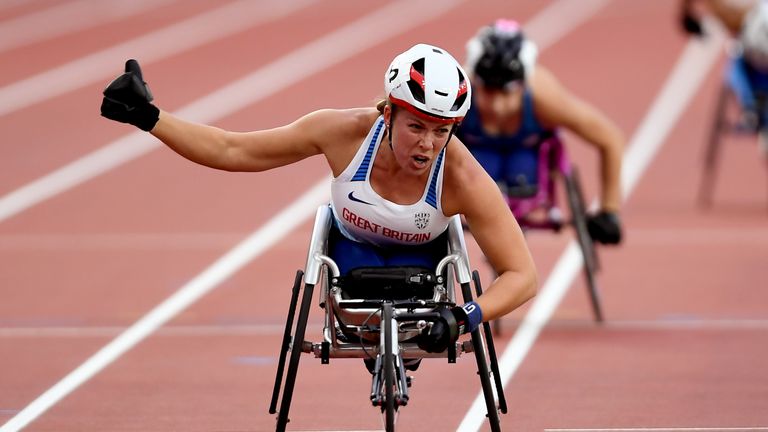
xmin=1 ymin=1 xmax=767 ymax=431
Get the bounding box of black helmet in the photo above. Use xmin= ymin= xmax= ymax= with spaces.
xmin=465 ymin=19 xmax=538 ymax=89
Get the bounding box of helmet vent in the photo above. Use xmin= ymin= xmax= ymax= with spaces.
xmin=451 ymin=68 xmax=468 ymax=111
xmin=407 ymin=58 xmax=426 ymax=104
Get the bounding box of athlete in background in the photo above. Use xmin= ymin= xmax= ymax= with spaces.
xmin=458 ymin=19 xmax=625 ymax=244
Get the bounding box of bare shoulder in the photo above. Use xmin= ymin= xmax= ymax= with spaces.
xmin=299 ymin=107 xmax=380 ymax=175
xmin=298 ymin=107 xmax=379 ymax=144
xmin=529 ymin=65 xmax=580 ymax=128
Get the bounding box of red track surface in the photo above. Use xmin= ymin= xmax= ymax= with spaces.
xmin=1 ymin=1 xmax=767 ymax=431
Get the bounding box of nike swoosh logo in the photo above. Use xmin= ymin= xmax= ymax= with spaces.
xmin=348 ymin=191 xmax=374 ymax=206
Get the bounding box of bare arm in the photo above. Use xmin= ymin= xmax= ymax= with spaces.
xmin=534 ymin=67 xmax=625 ymax=212
xmin=150 ymin=108 xmax=373 ymax=173
xmin=686 ymin=0 xmax=752 ymax=35
xmin=444 ymin=142 xmax=538 ymax=321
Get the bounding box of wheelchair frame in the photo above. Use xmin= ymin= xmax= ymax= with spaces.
xmin=698 ymin=55 xmax=768 ymax=208
xmin=498 ymin=135 xmax=603 ymax=325
xmin=269 ymin=206 xmax=507 ymax=431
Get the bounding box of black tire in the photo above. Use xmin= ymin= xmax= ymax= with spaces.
xmin=276 ymin=283 xmax=315 ymax=431
xmin=565 ymin=169 xmax=604 ymax=322
xmin=698 ymin=83 xmax=731 ymax=208
xmin=382 ymin=303 xmax=396 ymax=432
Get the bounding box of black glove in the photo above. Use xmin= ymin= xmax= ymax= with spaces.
xmin=417 ymin=307 xmax=466 ymax=353
xmin=681 ymin=11 xmax=705 ymax=37
xmin=586 ymin=210 xmax=622 ymax=245
xmin=101 ymin=59 xmax=160 ymax=131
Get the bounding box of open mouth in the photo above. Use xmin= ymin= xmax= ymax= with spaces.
xmin=412 ymin=155 xmax=429 ymax=168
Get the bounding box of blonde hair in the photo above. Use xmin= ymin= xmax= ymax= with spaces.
xmin=376 ymin=98 xmax=389 ymax=114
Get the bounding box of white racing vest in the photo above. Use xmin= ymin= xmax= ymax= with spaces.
xmin=330 ymin=116 xmax=451 ymax=247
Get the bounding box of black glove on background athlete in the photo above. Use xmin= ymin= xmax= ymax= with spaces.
xmin=586 ymin=210 xmax=622 ymax=245
xmin=680 ymin=0 xmax=705 ymax=37
xmin=101 ymin=59 xmax=160 ymax=131
xmin=681 ymin=11 xmax=705 ymax=36
xmin=418 ymin=302 xmax=482 ymax=353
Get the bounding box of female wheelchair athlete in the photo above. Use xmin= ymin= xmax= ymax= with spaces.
xmin=269 ymin=206 xmax=507 ymax=432
xmin=483 ymin=133 xmax=604 ymax=328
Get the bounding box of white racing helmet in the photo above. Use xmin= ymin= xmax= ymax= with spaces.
xmin=384 ymin=43 xmax=471 ymax=123
xmin=464 ymin=19 xmax=538 ymax=89
xmin=741 ymin=1 xmax=768 ymax=71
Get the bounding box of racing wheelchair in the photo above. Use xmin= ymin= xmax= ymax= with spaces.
xmin=698 ymin=51 xmax=768 ymax=207
xmin=269 ymin=206 xmax=507 ymax=431
xmin=486 ymin=133 xmax=604 ymax=329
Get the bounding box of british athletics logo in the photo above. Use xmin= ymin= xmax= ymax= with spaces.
xmin=414 ymin=212 xmax=430 ymax=230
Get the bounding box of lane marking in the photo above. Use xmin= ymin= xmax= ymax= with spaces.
xmin=0 ymin=0 xmax=316 ymax=117
xmin=0 ymin=233 xmax=248 ymax=250
xmin=0 ymin=1 xmax=469 ymax=430
xmin=456 ymin=20 xmax=727 ymax=432
xmin=4 ymin=318 xmax=768 ymax=339
xmin=11 ymin=226 xmax=765 ymax=252
xmin=522 ymin=0 xmax=611 ymax=50
xmin=0 ymin=323 xmax=324 ymax=338
xmin=0 ymin=0 xmax=177 ymax=53
xmin=506 ymin=319 xmax=768 ymax=331
xmin=0 ymin=0 xmax=462 ymax=224
xmin=545 ymin=428 xmax=768 ymax=432
xmin=0 ymin=0 xmax=30 ymax=13
xmin=0 ymin=176 xmax=329 ymax=432
xmin=527 ymin=227 xmax=768 ymax=246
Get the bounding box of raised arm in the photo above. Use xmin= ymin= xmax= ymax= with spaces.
xmin=150 ymin=109 xmax=329 ymax=172
xmin=100 ymin=59 xmax=367 ymax=173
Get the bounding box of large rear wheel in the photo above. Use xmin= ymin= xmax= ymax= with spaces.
xmin=565 ymin=169 xmax=604 ymax=322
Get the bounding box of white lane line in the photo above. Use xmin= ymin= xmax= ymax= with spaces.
xmin=0 ymin=323 xmax=325 ymax=338
xmin=545 ymin=428 xmax=768 ymax=431
xmin=456 ymin=21 xmax=727 ymax=432
xmin=0 ymin=0 xmax=465 ymax=225
xmin=528 ymin=227 xmax=768 ymax=246
xmin=622 ymin=228 xmax=768 ymax=245
xmin=0 ymin=176 xmax=329 ymax=432
xmin=0 ymin=0 xmax=316 ymax=117
xmin=4 ymin=226 xmax=765 ymax=251
xmin=0 ymin=1 xmax=469 ymax=430
xmin=0 ymin=233 xmax=247 ymax=250
xmin=523 ymin=0 xmax=611 ymax=50
xmin=0 ymin=0 xmax=31 ymax=13
xmin=0 ymin=0 xmax=177 ymax=53
xmin=5 ymin=318 xmax=767 ymax=339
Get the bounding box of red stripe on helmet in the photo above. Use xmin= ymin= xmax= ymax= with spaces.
xmin=410 ymin=65 xmax=425 ymax=89
xmin=457 ymin=79 xmax=468 ymax=98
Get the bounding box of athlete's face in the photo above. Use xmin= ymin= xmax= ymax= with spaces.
xmin=473 ymin=81 xmax=524 ymax=121
xmin=384 ymin=106 xmax=453 ymax=175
